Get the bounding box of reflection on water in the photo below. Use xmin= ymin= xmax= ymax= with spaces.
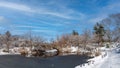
xmin=0 ymin=55 xmax=91 ymax=68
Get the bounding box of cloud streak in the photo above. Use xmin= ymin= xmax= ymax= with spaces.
xmin=0 ymin=2 xmax=34 ymax=12
xmin=0 ymin=1 xmax=85 ymax=20
xmin=0 ymin=16 xmax=9 ymax=25
xmin=0 ymin=0 xmax=119 ymax=40
xmin=0 ymin=16 xmax=5 ymax=21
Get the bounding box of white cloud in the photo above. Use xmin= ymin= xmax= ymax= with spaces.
xmin=14 ymin=25 xmax=50 ymax=29
xmin=0 ymin=2 xmax=34 ymax=12
xmin=0 ymin=16 xmax=8 ymax=24
xmin=15 ymin=25 xmax=39 ymax=28
xmin=0 ymin=1 xmax=85 ymax=20
xmin=43 ymin=12 xmax=72 ymax=19
xmin=0 ymin=16 xmax=5 ymax=21
xmin=38 ymin=20 xmax=64 ymax=26
xmin=33 ymin=29 xmax=57 ymax=33
xmin=89 ymin=16 xmax=107 ymax=23
xmin=13 ymin=29 xmax=57 ymax=33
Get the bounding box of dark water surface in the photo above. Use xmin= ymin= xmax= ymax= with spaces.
xmin=0 ymin=55 xmax=90 ymax=68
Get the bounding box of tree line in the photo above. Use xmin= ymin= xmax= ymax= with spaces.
xmin=0 ymin=13 xmax=119 ymax=54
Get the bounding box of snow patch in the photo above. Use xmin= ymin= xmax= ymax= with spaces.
xmin=45 ymin=49 xmax=57 ymax=53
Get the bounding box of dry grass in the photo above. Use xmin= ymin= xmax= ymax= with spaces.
xmin=95 ymin=51 xmax=101 ymax=56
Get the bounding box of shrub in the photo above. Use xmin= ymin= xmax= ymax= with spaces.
xmin=2 ymin=49 xmax=9 ymax=52
xmin=20 ymin=50 xmax=28 ymax=56
xmin=95 ymin=51 xmax=101 ymax=56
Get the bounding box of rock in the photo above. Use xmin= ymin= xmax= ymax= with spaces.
xmin=31 ymin=49 xmax=45 ymax=57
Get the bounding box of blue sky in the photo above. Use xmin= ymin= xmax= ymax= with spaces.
xmin=0 ymin=0 xmax=120 ymax=39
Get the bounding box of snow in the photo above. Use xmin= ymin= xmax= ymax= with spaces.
xmin=0 ymin=49 xmax=20 ymax=55
xmin=75 ymin=52 xmax=108 ymax=68
xmin=0 ymin=47 xmax=58 ymax=57
xmin=0 ymin=47 xmax=30 ymax=55
xmin=0 ymin=43 xmax=119 ymax=68
xmin=75 ymin=43 xmax=120 ymax=68
xmin=71 ymin=47 xmax=78 ymax=52
xmin=45 ymin=49 xmax=57 ymax=53
xmin=62 ymin=46 xmax=78 ymax=53
xmin=98 ymin=48 xmax=120 ymax=68
xmin=0 ymin=51 xmax=11 ymax=55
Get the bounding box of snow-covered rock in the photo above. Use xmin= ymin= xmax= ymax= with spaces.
xmin=45 ymin=49 xmax=57 ymax=53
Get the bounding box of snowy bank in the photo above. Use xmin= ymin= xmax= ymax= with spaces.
xmin=62 ymin=46 xmax=78 ymax=53
xmin=0 ymin=49 xmax=20 ymax=55
xmin=75 ymin=52 xmax=108 ymax=68
xmin=0 ymin=47 xmax=28 ymax=55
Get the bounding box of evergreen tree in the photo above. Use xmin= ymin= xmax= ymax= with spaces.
xmin=72 ymin=30 xmax=79 ymax=35
xmin=5 ymin=31 xmax=11 ymax=39
xmin=94 ymin=23 xmax=106 ymax=46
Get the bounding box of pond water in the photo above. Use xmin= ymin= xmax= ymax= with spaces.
xmin=0 ymin=55 xmax=91 ymax=68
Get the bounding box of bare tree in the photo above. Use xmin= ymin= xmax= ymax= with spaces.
xmin=32 ymin=35 xmax=45 ymax=49
xmin=101 ymin=13 xmax=120 ymax=42
xmin=101 ymin=19 xmax=113 ymax=43
xmin=110 ymin=14 xmax=120 ymax=42
xmin=81 ymin=29 xmax=92 ymax=48
xmin=5 ymin=31 xmax=11 ymax=52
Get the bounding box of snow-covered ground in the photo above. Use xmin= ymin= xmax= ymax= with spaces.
xmin=0 ymin=47 xmax=22 ymax=55
xmin=75 ymin=43 xmax=120 ymax=68
xmin=97 ymin=48 xmax=120 ymax=68
xmin=0 ymin=43 xmax=120 ymax=68
xmin=0 ymin=47 xmax=58 ymax=56
xmin=62 ymin=46 xmax=78 ymax=53
xmin=75 ymin=51 xmax=108 ymax=68
xmin=0 ymin=50 xmax=11 ymax=55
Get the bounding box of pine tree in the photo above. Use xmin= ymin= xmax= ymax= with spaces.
xmin=72 ymin=30 xmax=79 ymax=35
xmin=94 ymin=23 xmax=106 ymax=46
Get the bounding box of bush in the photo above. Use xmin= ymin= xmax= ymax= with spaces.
xmin=31 ymin=49 xmax=45 ymax=57
xmin=20 ymin=50 xmax=28 ymax=56
xmin=2 ymin=49 xmax=9 ymax=52
xmin=95 ymin=51 xmax=101 ymax=56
